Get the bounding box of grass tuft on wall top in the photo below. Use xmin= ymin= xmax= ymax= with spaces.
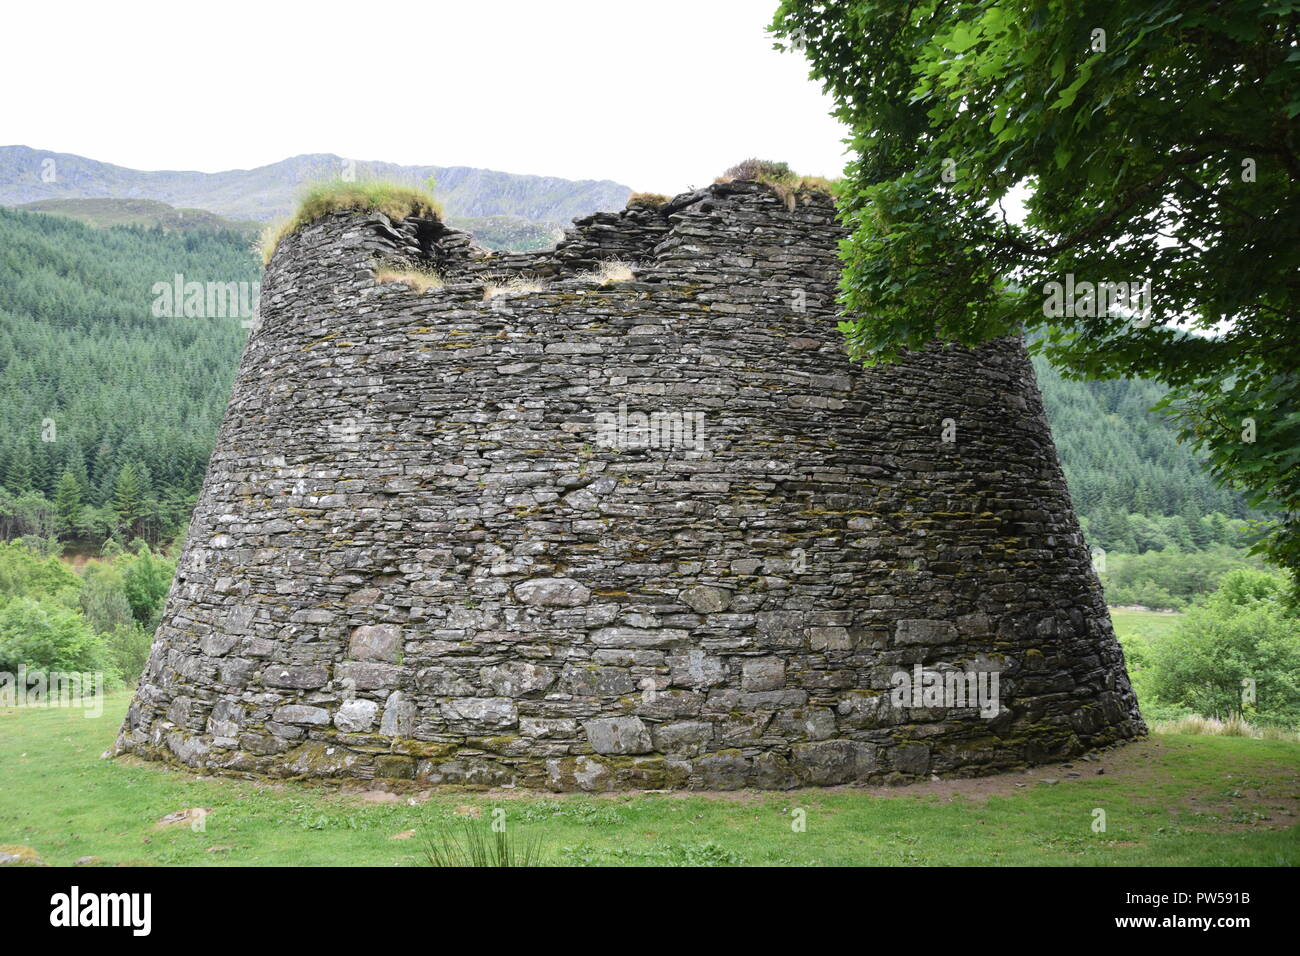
xmin=715 ymin=158 xmax=838 ymax=209
xmin=260 ymin=179 xmax=444 ymax=265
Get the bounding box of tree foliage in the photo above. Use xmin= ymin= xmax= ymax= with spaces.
xmin=0 ymin=540 xmax=80 ymax=605
xmin=0 ymin=207 xmax=253 ymax=549
xmin=771 ymin=0 xmax=1300 ymax=590
xmin=120 ymin=544 xmax=175 ymax=632
xmin=1100 ymin=546 xmax=1265 ymax=610
xmin=0 ymin=541 xmax=170 ymax=684
xmin=0 ymin=596 xmax=115 ymax=679
xmin=1146 ymin=569 xmax=1300 ymax=724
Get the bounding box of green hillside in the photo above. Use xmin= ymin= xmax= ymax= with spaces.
xmin=15 ymin=197 xmax=261 ymax=238
xmin=0 ymin=207 xmax=253 ymax=547
xmin=1034 ymin=356 xmax=1255 ymax=554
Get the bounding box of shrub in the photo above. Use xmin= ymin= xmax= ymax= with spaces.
xmin=79 ymin=561 xmax=134 ymax=636
xmin=1136 ymin=699 xmax=1197 ymax=724
xmin=1107 ymin=578 xmax=1186 ymax=611
xmin=79 ymin=560 xmax=152 ymax=682
xmin=260 ymin=179 xmax=444 ymax=265
xmin=16 ymin=535 xmax=62 ymax=558
xmin=1213 ymin=566 xmax=1288 ymax=605
xmin=1145 ymin=569 xmax=1300 ymax=726
xmin=0 ymin=541 xmax=80 ymax=606
xmin=1100 ymin=546 xmax=1262 ymax=609
xmin=105 ymin=623 xmax=153 ymax=685
xmin=119 ymin=546 xmax=175 ymax=631
xmin=0 ymin=597 xmax=116 ymax=681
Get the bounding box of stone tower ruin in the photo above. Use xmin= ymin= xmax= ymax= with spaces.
xmin=114 ymin=180 xmax=1145 ymax=790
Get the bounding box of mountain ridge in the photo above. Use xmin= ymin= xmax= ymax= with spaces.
xmin=13 ymin=195 xmax=564 ymax=252
xmin=0 ymin=145 xmax=633 ymax=225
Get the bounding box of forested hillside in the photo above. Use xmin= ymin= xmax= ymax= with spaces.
xmin=0 ymin=206 xmax=1257 ymax=559
xmin=1033 ymin=357 xmax=1254 ymax=555
xmin=15 ymin=197 xmax=261 ymax=238
xmin=0 ymin=208 xmax=252 ymax=548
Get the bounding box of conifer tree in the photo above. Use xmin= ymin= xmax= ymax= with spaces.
xmin=111 ymin=463 xmax=145 ymax=539
xmin=52 ymin=469 xmax=83 ymax=538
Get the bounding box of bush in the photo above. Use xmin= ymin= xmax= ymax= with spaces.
xmin=1137 ymin=699 xmax=1198 ymax=724
xmin=119 ymin=546 xmax=175 ymax=631
xmin=104 ymin=622 xmax=153 ymax=685
xmin=1145 ymin=569 xmax=1300 ymax=726
xmin=0 ymin=597 xmax=117 ymax=681
xmin=0 ymin=544 xmax=168 ymax=687
xmin=1108 ymin=578 xmax=1186 ymax=611
xmin=79 ymin=560 xmax=152 ymax=683
xmin=1100 ymin=546 xmax=1262 ymax=609
xmin=79 ymin=561 xmax=134 ymax=634
xmin=16 ymin=535 xmax=63 ymax=558
xmin=0 ymin=540 xmax=80 ymax=606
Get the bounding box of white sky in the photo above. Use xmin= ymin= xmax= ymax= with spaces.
xmin=1 ymin=0 xmax=850 ymax=195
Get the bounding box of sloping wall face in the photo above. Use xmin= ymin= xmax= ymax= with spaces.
xmin=114 ymin=182 xmax=1144 ymax=790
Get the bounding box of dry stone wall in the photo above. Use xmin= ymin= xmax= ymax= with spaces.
xmin=114 ymin=181 xmax=1145 ymax=790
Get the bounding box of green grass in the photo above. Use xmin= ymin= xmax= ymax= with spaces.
xmin=1109 ymin=607 xmax=1185 ymax=643
xmin=1 ymin=693 xmax=1296 ymax=866
xmin=1109 ymin=607 xmax=1196 ymax=723
xmin=714 ymin=158 xmax=839 ymax=208
xmin=260 ymin=179 xmax=443 ymax=265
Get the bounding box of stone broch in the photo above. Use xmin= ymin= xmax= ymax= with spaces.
xmin=113 ymin=180 xmax=1146 ymax=790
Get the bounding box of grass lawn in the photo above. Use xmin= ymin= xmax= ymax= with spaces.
xmin=1109 ymin=607 xmax=1185 ymax=723
xmin=1 ymin=692 xmax=1296 ymax=867
xmin=1109 ymin=607 xmax=1185 ymax=644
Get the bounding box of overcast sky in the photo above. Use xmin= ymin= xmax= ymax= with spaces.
xmin=2 ymin=0 xmax=849 ymax=194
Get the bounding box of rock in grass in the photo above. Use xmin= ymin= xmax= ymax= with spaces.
xmin=154 ymin=808 xmax=212 ymax=829
xmin=0 ymin=845 xmax=44 ymax=866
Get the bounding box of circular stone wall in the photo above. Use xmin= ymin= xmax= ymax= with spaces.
xmin=114 ymin=182 xmax=1145 ymax=790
